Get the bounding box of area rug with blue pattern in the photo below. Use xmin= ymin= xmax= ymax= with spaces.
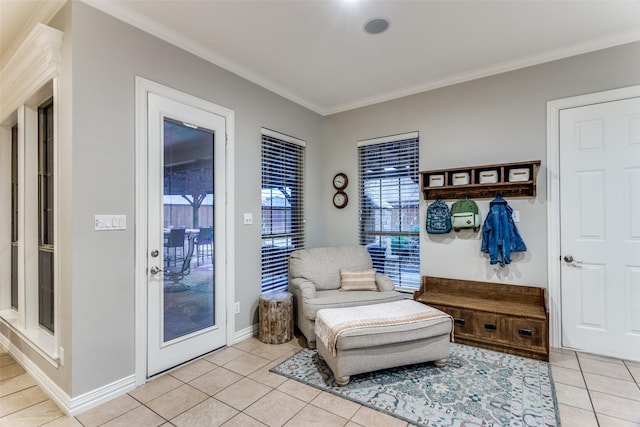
xmin=270 ymin=343 xmax=560 ymax=426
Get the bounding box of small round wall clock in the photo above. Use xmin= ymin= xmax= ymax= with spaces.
xmin=333 ymin=191 xmax=348 ymax=209
xmin=332 ymin=172 xmax=348 ymax=190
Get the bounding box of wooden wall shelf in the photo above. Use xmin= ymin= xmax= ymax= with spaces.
xmin=420 ymin=160 xmax=541 ymax=200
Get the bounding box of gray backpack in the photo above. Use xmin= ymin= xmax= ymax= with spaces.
xmin=426 ymin=199 xmax=452 ymax=234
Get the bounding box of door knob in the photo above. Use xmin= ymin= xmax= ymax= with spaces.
xmin=563 ymin=255 xmax=583 ymax=264
xmin=149 ymin=266 xmax=163 ymax=274
xmin=150 ymin=249 xmax=159 ymax=257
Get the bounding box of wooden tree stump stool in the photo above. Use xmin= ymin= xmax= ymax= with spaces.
xmin=259 ymin=291 xmax=294 ymax=344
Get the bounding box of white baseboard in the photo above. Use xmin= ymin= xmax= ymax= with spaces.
xmin=233 ymin=323 xmax=258 ymax=344
xmin=69 ymin=374 xmax=137 ymax=416
xmin=0 ymin=332 xmax=71 ymax=415
xmin=0 ymin=332 xmax=137 ymax=416
xmin=0 ymin=324 xmax=258 ymax=416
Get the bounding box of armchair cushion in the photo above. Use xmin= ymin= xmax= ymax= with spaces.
xmin=303 ymin=289 xmax=405 ymax=320
xmin=375 ymin=273 xmax=395 ymax=292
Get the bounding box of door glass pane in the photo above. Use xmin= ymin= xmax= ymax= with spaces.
xmin=163 ymin=118 xmax=215 ymax=342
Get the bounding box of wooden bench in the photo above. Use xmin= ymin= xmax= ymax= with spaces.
xmin=414 ymin=276 xmax=549 ymax=361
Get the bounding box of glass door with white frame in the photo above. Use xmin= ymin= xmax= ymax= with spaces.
xmin=147 ymin=93 xmax=226 ymax=377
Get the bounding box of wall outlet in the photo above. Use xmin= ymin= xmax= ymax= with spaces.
xmin=243 ymin=213 xmax=253 ymax=225
xmin=234 ymin=302 xmax=240 ymax=314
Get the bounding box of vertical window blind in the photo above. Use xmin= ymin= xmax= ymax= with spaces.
xmin=358 ymin=132 xmax=420 ymax=290
xmin=261 ymin=129 xmax=305 ymax=293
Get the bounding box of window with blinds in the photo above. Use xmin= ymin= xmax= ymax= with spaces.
xmin=261 ymin=129 xmax=305 ymax=293
xmin=38 ymin=98 xmax=55 ymax=332
xmin=11 ymin=123 xmax=18 ymax=310
xmin=358 ymin=132 xmax=420 ymax=290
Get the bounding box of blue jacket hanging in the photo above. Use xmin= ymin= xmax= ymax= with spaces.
xmin=481 ymin=196 xmax=526 ymax=266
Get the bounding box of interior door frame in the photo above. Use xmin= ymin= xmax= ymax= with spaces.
xmin=546 ymin=84 xmax=640 ymax=349
xmin=134 ymin=77 xmax=235 ymax=385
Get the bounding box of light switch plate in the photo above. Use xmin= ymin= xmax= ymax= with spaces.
xmin=512 ymin=211 xmax=520 ymax=223
xmin=95 ymin=215 xmax=126 ymax=231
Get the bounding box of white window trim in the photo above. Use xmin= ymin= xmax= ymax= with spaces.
xmin=357 ymin=131 xmax=419 ymax=147
xmin=0 ymin=24 xmax=63 ymax=367
xmin=261 ymin=128 xmax=306 ymax=147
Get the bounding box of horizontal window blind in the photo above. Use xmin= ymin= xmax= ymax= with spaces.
xmin=261 ymin=129 xmax=305 ymax=293
xmin=358 ymin=134 xmax=420 ymax=290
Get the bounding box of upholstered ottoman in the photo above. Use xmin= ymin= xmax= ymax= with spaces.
xmin=315 ymin=299 xmax=453 ymax=386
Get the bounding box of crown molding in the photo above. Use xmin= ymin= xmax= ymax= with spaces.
xmin=0 ymin=23 xmax=64 ymax=122
xmin=82 ymin=1 xmax=640 ymax=117
xmin=81 ymin=0 xmax=325 ymax=115
xmin=0 ymin=1 xmax=66 ymax=70
xmin=325 ymin=28 xmax=640 ymax=115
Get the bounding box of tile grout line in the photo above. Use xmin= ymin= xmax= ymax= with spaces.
xmin=622 ymin=360 xmax=640 ymax=390
xmin=126 ymin=391 xmax=171 ymax=427
xmin=575 ymin=354 xmax=601 ymax=427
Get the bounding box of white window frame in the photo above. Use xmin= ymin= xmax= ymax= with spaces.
xmin=0 ymin=24 xmax=63 ymax=366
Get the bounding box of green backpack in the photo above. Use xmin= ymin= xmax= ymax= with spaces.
xmin=450 ymin=197 xmax=480 ymax=232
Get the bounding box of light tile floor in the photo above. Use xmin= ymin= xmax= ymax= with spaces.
xmin=1 ymin=338 xmax=639 ymax=426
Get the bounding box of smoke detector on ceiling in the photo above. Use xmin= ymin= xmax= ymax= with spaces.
xmin=364 ymin=18 xmax=390 ymax=35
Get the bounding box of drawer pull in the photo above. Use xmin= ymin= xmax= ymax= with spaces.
xmin=454 ymin=318 xmax=466 ymax=326
xmin=518 ymin=328 xmax=533 ymax=337
xmin=484 ymin=323 xmax=497 ymax=330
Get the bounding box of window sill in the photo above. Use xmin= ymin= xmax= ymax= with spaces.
xmin=0 ymin=310 xmax=60 ymax=368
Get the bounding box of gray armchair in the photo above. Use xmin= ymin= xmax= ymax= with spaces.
xmin=288 ymin=245 xmax=404 ymax=348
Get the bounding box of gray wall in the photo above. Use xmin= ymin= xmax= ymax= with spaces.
xmin=66 ymin=2 xmax=324 ymax=396
xmin=323 ymin=41 xmax=640 ymax=287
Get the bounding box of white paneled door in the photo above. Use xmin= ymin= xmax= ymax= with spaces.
xmin=559 ymin=96 xmax=640 ymax=361
xmin=146 ymin=92 xmax=227 ymax=377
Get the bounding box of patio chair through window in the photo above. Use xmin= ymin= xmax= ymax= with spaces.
xmin=164 ymin=236 xmax=196 ymax=292
xmin=195 ymin=227 xmax=213 ymax=266
xmin=165 ymin=227 xmax=186 ymax=266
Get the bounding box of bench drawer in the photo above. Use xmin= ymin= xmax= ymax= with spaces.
xmin=502 ymin=317 xmax=547 ymax=349
xmin=429 ymin=305 xmax=475 ymax=337
xmin=473 ymin=312 xmax=500 ymax=340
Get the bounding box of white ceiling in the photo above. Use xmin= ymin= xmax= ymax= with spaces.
xmin=2 ymin=0 xmax=640 ymax=115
